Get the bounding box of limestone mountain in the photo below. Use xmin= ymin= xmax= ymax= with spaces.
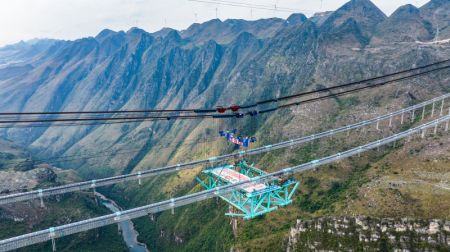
xmin=372 ymin=4 xmax=434 ymax=43
xmin=0 ymin=39 xmax=58 ymax=66
xmin=309 ymin=11 xmax=333 ymax=26
xmin=0 ymin=0 xmax=450 ymax=250
xmin=0 ymin=0 xmax=448 ymax=178
xmin=181 ymin=18 xmax=276 ymax=45
xmin=320 ymin=0 xmax=387 ymax=46
xmin=420 ymin=0 xmax=450 ymax=39
xmin=181 ymin=15 xmax=306 ymax=45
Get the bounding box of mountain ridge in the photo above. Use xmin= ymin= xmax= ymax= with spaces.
xmin=1 ymin=1 xmax=450 ymax=250
xmin=1 ymin=0 xmax=449 ymax=170
xmin=372 ymin=4 xmax=434 ymax=43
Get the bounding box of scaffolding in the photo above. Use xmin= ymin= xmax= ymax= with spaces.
xmin=196 ymin=160 xmax=299 ymax=220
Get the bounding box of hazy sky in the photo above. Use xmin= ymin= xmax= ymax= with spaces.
xmin=0 ymin=0 xmax=430 ymax=47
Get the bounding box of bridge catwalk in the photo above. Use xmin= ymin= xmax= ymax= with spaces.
xmin=1 ymin=92 xmax=449 ymax=206
xmin=1 ymin=112 xmax=449 ymax=251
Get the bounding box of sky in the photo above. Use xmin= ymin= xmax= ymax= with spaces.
xmin=0 ymin=0 xmax=430 ymax=47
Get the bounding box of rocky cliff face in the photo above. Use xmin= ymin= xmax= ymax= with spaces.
xmin=318 ymin=0 xmax=385 ymax=47
xmin=420 ymin=0 xmax=450 ymax=39
xmin=287 ymin=216 xmax=450 ymax=251
xmin=372 ymin=4 xmax=434 ymax=43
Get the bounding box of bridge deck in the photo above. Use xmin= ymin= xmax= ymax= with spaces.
xmin=210 ymin=167 xmax=266 ymax=193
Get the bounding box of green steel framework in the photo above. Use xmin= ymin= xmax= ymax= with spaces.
xmin=196 ymin=160 xmax=299 ymax=220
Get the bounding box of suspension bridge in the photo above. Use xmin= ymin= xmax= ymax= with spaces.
xmin=1 ymin=92 xmax=449 ymax=206
xmin=1 ymin=108 xmax=449 ymax=251
xmin=0 ymin=60 xmax=449 ymax=251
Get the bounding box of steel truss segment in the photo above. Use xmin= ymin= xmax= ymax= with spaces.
xmin=197 ymin=161 xmax=299 ymax=219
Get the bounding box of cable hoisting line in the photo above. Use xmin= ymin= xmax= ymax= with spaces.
xmin=188 ymin=0 xmax=309 ymax=13
xmin=1 ymin=64 xmax=449 ymax=126
xmin=1 ymin=114 xmax=449 ymax=251
xmin=1 ymin=59 xmax=449 ymax=118
xmin=1 ymin=91 xmax=449 ymax=205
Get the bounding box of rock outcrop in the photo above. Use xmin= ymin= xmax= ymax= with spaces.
xmin=287 ymin=216 xmax=450 ymax=251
